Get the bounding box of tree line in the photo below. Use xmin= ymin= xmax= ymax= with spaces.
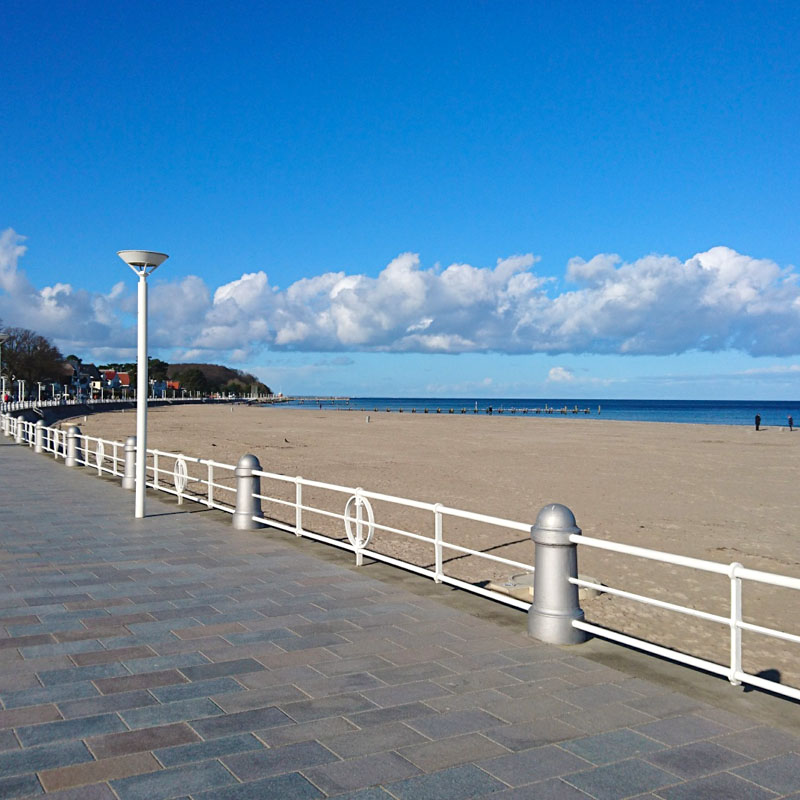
xmin=0 ymin=321 xmax=271 ymax=395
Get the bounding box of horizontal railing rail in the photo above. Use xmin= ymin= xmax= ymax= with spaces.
xmin=2 ymin=410 xmax=798 ymax=702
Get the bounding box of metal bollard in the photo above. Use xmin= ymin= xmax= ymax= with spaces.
xmin=65 ymin=425 xmax=82 ymax=467
xmin=232 ymin=453 xmax=264 ymax=530
xmin=15 ymin=417 xmax=23 ymax=444
xmin=122 ymin=436 xmax=136 ymax=490
xmin=34 ymin=420 xmax=44 ymax=453
xmin=527 ymin=503 xmax=588 ymax=645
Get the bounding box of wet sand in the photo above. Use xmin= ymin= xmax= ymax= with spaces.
xmin=67 ymin=404 xmax=800 ymax=687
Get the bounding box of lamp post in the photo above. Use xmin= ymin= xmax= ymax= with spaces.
xmin=117 ymin=250 xmax=169 ymax=518
xmin=0 ymin=331 xmax=8 ymax=400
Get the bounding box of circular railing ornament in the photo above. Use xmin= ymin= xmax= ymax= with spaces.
xmin=95 ymin=440 xmax=105 ymax=473
xmin=174 ymin=457 xmax=188 ymax=500
xmin=344 ymin=492 xmax=375 ymax=551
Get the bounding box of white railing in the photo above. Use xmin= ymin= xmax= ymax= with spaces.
xmin=2 ymin=410 xmax=799 ymax=702
xmin=251 ymin=468 xmax=534 ymax=610
xmin=569 ymin=535 xmax=800 ymax=702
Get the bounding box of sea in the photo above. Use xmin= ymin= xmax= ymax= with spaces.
xmin=275 ymin=397 xmax=799 ymax=428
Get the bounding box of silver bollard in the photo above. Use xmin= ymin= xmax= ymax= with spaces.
xmin=233 ymin=453 xmax=264 ymax=530
xmin=15 ymin=417 xmax=23 ymax=444
xmin=527 ymin=503 xmax=588 ymax=645
xmin=34 ymin=420 xmax=44 ymax=453
xmin=65 ymin=425 xmax=82 ymax=467
xmin=122 ymin=435 xmax=136 ymax=490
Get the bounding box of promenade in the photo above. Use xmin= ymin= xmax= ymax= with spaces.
xmin=1 ymin=439 xmax=799 ymax=799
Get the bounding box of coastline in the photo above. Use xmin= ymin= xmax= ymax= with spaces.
xmin=65 ymin=404 xmax=800 ymax=686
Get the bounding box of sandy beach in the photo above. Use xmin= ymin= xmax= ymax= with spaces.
xmin=66 ymin=404 xmax=800 ymax=688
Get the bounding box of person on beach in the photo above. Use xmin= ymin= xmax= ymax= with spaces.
xmin=755 ymin=413 xmax=761 ymax=431
xmin=789 ymin=415 xmax=794 ymax=432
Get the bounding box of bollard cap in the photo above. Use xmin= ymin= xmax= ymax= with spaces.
xmin=531 ymin=503 xmax=581 ymax=544
xmin=125 ymin=435 xmax=136 ymax=447
xmin=67 ymin=425 xmax=81 ymax=435
xmin=235 ymin=453 xmax=261 ymax=476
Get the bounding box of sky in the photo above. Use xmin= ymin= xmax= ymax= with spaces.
xmin=2 ymin=0 xmax=799 ymax=398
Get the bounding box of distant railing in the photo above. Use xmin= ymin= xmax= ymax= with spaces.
xmin=3 ymin=410 xmax=799 ymax=702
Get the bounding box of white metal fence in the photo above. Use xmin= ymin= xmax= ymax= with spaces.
xmin=3 ymin=410 xmax=799 ymax=702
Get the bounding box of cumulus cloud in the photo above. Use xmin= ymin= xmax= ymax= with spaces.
xmin=3 ymin=227 xmax=800 ymax=360
xmin=547 ymin=366 xmax=575 ymax=382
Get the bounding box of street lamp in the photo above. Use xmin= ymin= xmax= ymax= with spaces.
xmin=0 ymin=331 xmax=8 ymax=400
xmin=117 ymin=249 xmax=169 ymax=518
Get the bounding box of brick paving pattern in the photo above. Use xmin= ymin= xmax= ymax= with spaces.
xmin=1 ymin=436 xmax=798 ymax=798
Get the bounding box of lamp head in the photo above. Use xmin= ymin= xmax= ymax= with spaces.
xmin=117 ymin=250 xmax=169 ymax=276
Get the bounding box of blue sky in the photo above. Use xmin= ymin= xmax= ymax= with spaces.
xmin=2 ymin=1 xmax=799 ymax=398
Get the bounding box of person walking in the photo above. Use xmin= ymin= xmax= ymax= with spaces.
xmin=755 ymin=413 xmax=761 ymax=431
xmin=789 ymin=415 xmax=794 ymax=432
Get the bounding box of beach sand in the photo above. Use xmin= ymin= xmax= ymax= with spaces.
xmin=66 ymin=404 xmax=800 ymax=688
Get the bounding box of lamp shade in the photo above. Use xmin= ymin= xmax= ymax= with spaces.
xmin=117 ymin=250 xmax=169 ymax=274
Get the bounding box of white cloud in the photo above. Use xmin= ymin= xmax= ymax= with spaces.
xmin=547 ymin=366 xmax=575 ymax=382
xmin=4 ymin=227 xmax=800 ymax=362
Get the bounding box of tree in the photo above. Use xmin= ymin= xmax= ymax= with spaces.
xmin=0 ymin=326 xmax=66 ymax=384
xmin=148 ymin=358 xmax=169 ymax=381
xmin=174 ymin=367 xmax=209 ymax=393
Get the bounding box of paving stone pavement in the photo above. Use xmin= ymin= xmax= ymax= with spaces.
xmin=1 ymin=436 xmax=799 ymax=799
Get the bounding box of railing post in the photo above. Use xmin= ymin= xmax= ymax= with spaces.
xmin=65 ymin=426 xmax=81 ymax=467
xmin=2 ymin=413 xmax=9 ymax=437
xmin=122 ymin=436 xmax=136 ymax=489
xmin=34 ymin=420 xmax=44 ymax=453
xmin=233 ymin=454 xmax=263 ymax=530
xmin=729 ymin=562 xmax=743 ymax=686
xmin=433 ymin=503 xmax=444 ymax=583
xmin=15 ymin=417 xmax=24 ymax=444
xmin=295 ymin=478 xmax=303 ymax=536
xmin=527 ymin=503 xmax=588 ymax=644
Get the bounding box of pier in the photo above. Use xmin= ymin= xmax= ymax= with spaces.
xmin=1 ymin=439 xmax=798 ymax=797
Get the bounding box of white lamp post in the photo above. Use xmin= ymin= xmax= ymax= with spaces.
xmin=0 ymin=331 xmax=8 ymax=400
xmin=117 ymin=249 xmax=169 ymax=518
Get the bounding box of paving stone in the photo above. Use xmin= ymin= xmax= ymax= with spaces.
xmin=563 ymin=758 xmax=679 ymax=799
xmin=0 ymin=773 xmax=43 ymax=798
xmin=212 ymin=683 xmax=310 ymax=711
xmin=88 ymin=722 xmax=201 ymax=758
xmin=17 ymin=712 xmax=127 ymax=746
xmin=645 ymin=740 xmax=752 ymax=779
xmin=405 ymin=708 xmax=504 ymax=739
xmin=222 ymin=739 xmax=339 ymax=779
xmin=192 ymin=772 xmax=324 ymax=799
xmin=1 ymin=680 xmax=100 ymax=708
xmin=189 ymin=705 xmax=292 ymax=738
xmin=94 ymin=668 xmax=188 ymax=695
xmin=38 ymin=751 xmax=161 ymax=792
xmin=634 ymin=714 xmax=731 ymax=745
xmin=303 ymin=750 xmax=420 ymax=794
xmin=656 ymin=771 xmax=779 ymax=799
xmin=110 ymin=758 xmax=236 ymax=800
xmin=485 ymin=718 xmax=585 ymax=751
xmin=256 ymin=715 xmax=359 ymax=747
xmin=733 ymin=753 xmax=800 ymax=794
xmin=386 ymin=762 xmax=506 ymax=799
xmin=0 ymin=703 xmax=62 ymax=729
xmin=57 ymin=689 xmax=160 ymax=719
xmin=484 ymin=778 xmax=594 ymax=799
xmin=560 ymin=728 xmax=668 ymax=765
xmin=0 ymin=739 xmax=93 ymax=777
xmin=400 ymin=732 xmax=510 ymax=771
xmin=71 ymin=646 xmax=157 ymax=666
xmin=150 ymin=676 xmax=245 ymax=703
xmin=120 ymin=697 xmax=222 ymax=729
xmin=714 ymin=725 xmax=800 ymax=758
xmin=178 ymin=657 xmax=266 ymax=681
xmin=155 ymin=732 xmax=266 ymax=766
xmin=281 ymin=692 xmax=378 ymax=722
xmin=479 ymin=745 xmax=591 ymax=786
xmin=321 ymin=721 xmax=429 ymax=758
